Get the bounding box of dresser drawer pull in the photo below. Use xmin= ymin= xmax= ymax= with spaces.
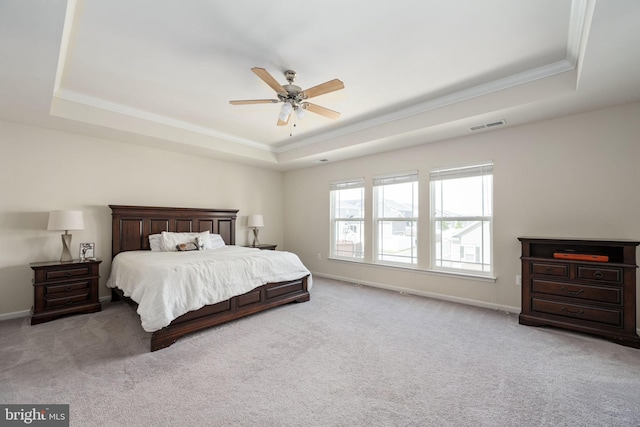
xmin=593 ymin=271 xmax=603 ymax=279
xmin=561 ymin=286 xmax=584 ymax=296
xmin=545 ymin=267 xmax=552 ymax=274
xmin=561 ymin=306 xmax=584 ymax=316
xmin=67 ymin=271 xmax=72 ymax=276
xmin=65 ymin=299 xmax=73 ymax=305
xmin=65 ymin=286 xmax=73 ymax=292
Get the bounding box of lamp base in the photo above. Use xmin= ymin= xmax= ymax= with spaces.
xmin=252 ymin=228 xmax=260 ymax=247
xmin=60 ymin=233 xmax=73 ymax=262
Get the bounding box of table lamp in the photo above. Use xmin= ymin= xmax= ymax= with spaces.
xmin=48 ymin=210 xmax=84 ymax=262
xmin=247 ymin=214 xmax=264 ymax=247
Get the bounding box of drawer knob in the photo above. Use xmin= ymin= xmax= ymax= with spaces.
xmin=65 ymin=286 xmax=72 ymax=292
xmin=593 ymin=271 xmax=603 ymax=279
xmin=561 ymin=286 xmax=584 ymax=296
xmin=545 ymin=267 xmax=553 ymax=273
xmin=561 ymin=306 xmax=584 ymax=317
xmin=65 ymin=299 xmax=72 ymax=305
xmin=66 ymin=271 xmax=72 ymax=276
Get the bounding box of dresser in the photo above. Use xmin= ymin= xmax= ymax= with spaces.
xmin=519 ymin=237 xmax=640 ymax=348
xmin=30 ymin=259 xmax=102 ymax=325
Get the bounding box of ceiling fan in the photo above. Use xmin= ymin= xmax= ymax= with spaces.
xmin=229 ymin=67 xmax=344 ymax=126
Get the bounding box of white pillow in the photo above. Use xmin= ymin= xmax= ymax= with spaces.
xmin=209 ymin=233 xmax=226 ymax=249
xmin=149 ymin=234 xmax=163 ymax=252
xmin=161 ymin=231 xmax=211 ymax=252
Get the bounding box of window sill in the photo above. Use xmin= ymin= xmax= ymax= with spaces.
xmin=327 ymin=256 xmax=496 ymax=282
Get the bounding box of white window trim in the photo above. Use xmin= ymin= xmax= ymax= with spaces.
xmin=330 ymin=178 xmax=365 ymax=260
xmin=373 ymin=171 xmax=418 ymax=266
xmin=429 ymin=162 xmax=493 ymax=275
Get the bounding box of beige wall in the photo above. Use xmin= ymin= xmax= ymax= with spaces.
xmin=283 ymin=102 xmax=640 ymax=320
xmin=0 ymin=120 xmax=284 ymax=317
xmin=2 ymin=101 xmax=640 ymax=322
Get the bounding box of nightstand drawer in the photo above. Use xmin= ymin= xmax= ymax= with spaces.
xmin=531 ymin=279 xmax=622 ymax=305
xmin=45 ymin=291 xmax=90 ymax=309
xmin=45 ymin=266 xmax=91 ymax=281
xmin=577 ymin=265 xmax=622 ymax=283
xmin=531 ymin=298 xmax=622 ymax=326
xmin=45 ymin=280 xmax=90 ymax=296
xmin=531 ymin=262 xmax=568 ymax=277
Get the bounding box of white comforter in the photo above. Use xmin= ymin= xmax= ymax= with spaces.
xmin=106 ymin=246 xmax=311 ymax=332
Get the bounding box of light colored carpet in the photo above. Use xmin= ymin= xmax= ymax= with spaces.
xmin=1 ymin=277 xmax=639 ymax=426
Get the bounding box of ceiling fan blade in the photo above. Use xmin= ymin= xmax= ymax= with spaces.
xmin=229 ymin=99 xmax=279 ymax=105
xmin=252 ymin=67 xmax=287 ymax=94
xmin=302 ymin=79 xmax=344 ymax=99
xmin=304 ymin=103 xmax=341 ymax=120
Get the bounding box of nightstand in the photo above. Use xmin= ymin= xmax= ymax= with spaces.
xmin=247 ymin=244 xmax=277 ymax=250
xmin=30 ymin=259 xmax=102 ymax=325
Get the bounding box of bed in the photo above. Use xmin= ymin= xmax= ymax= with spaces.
xmin=107 ymin=205 xmax=311 ymax=351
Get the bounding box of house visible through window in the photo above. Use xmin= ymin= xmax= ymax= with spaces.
xmin=330 ymin=179 xmax=364 ymax=259
xmin=430 ymin=163 xmax=493 ymax=274
xmin=373 ymin=171 xmax=418 ymax=265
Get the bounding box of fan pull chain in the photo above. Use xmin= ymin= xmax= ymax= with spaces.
xmin=289 ymin=116 xmax=297 ymax=137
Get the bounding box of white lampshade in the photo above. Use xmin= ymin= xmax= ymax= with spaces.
xmin=47 ymin=210 xmax=84 ymax=231
xmin=295 ymin=107 xmax=307 ymax=119
xmin=280 ymin=102 xmax=292 ymax=115
xmin=247 ymin=214 xmax=264 ymax=228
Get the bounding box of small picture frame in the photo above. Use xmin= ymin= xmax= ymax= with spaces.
xmin=80 ymin=242 xmax=95 ymax=261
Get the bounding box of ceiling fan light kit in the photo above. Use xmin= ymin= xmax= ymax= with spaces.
xmin=230 ymin=67 xmax=344 ymax=126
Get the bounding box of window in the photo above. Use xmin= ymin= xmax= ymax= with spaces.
xmin=430 ymin=163 xmax=492 ymax=274
xmin=373 ymin=172 xmax=418 ymax=265
xmin=330 ymin=179 xmax=365 ymax=259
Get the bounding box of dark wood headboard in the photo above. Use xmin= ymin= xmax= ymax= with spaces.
xmin=110 ymin=205 xmax=239 ymax=258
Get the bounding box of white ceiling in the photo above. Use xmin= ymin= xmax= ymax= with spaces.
xmin=1 ymin=0 xmax=640 ymax=170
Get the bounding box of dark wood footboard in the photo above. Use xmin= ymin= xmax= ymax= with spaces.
xmin=111 ymin=275 xmax=310 ymax=351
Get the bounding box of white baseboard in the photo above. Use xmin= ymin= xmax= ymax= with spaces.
xmin=313 ymin=271 xmax=522 ymax=315
xmin=312 ymin=272 xmax=640 ymax=337
xmin=0 ymin=309 xmax=31 ymax=321
xmin=0 ymin=295 xmax=113 ymax=322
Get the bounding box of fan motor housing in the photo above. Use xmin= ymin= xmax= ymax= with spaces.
xmin=284 ymin=70 xmax=297 ymax=83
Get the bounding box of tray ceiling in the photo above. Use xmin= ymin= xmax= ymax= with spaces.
xmin=2 ymin=0 xmax=640 ymax=169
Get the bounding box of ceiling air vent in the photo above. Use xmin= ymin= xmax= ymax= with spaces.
xmin=470 ymin=119 xmax=506 ymax=131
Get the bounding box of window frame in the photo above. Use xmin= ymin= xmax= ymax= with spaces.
xmin=429 ymin=163 xmax=493 ymax=275
xmin=373 ymin=171 xmax=419 ymax=266
xmin=330 ymin=178 xmax=365 ymax=260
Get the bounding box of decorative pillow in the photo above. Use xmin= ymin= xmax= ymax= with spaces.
xmin=161 ymin=231 xmax=211 ymax=252
xmin=195 ymin=236 xmax=206 ymax=251
xmin=209 ymin=234 xmax=226 ymax=249
xmin=149 ymin=234 xmax=163 ymax=252
xmin=176 ymin=242 xmax=199 ymax=251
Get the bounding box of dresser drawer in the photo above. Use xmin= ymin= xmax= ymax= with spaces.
xmin=530 ymin=262 xmax=568 ymax=277
xmin=45 ymin=280 xmax=90 ymax=296
xmin=577 ymin=265 xmax=622 ymax=283
xmin=531 ymin=279 xmax=622 ymax=305
xmin=44 ymin=266 xmax=92 ymax=281
xmin=45 ymin=291 xmax=90 ymax=309
xmin=531 ymin=298 xmax=622 ymax=326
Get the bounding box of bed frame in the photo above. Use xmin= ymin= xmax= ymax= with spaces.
xmin=109 ymin=205 xmax=310 ymax=351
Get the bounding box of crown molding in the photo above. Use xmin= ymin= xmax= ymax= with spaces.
xmin=50 ymin=0 xmax=591 ymax=164
xmin=52 ymin=89 xmax=274 ymax=152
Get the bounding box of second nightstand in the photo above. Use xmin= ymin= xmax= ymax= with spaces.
xmin=247 ymin=244 xmax=277 ymax=250
xmin=30 ymin=259 xmax=102 ymax=325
